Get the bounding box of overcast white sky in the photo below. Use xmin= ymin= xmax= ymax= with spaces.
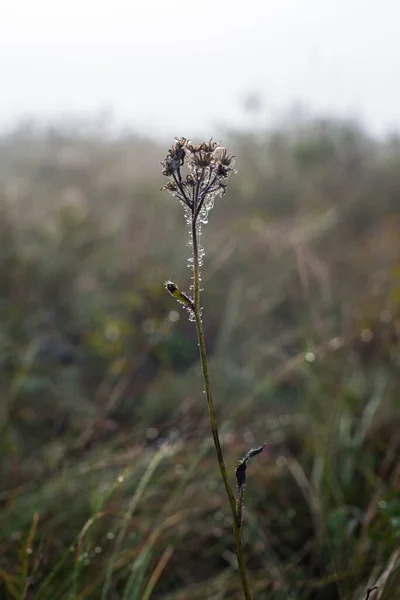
xmin=1 ymin=0 xmax=400 ymax=138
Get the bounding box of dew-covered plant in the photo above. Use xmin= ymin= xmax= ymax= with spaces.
xmin=161 ymin=137 xmax=264 ymax=599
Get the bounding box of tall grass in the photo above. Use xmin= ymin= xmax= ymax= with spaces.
xmin=0 ymin=118 xmax=399 ymax=598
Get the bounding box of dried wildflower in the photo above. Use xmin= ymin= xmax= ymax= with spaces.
xmin=161 ymin=137 xmax=235 ymax=225
xmin=161 ymin=139 xmax=259 ymax=598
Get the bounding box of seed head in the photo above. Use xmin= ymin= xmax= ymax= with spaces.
xmin=160 ymin=137 xmax=235 ymax=222
xmin=192 ymin=151 xmax=213 ymax=168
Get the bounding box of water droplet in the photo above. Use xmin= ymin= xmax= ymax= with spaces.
xmin=380 ymin=309 xmax=392 ymax=323
xmin=105 ymin=324 xmax=120 ymax=342
xmin=305 ymin=351 xmax=316 ymax=363
xmin=168 ymin=310 xmax=180 ymax=323
xmin=361 ymin=329 xmax=374 ymax=343
xmin=328 ymin=336 xmax=342 ymax=350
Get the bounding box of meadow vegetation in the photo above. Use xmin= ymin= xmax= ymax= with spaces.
xmin=0 ymin=117 xmax=399 ymax=599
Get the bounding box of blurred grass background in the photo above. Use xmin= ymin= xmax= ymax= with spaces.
xmin=0 ymin=117 xmax=400 ymax=599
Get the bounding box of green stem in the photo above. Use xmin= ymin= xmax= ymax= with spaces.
xmin=191 ymin=219 xmax=252 ymax=600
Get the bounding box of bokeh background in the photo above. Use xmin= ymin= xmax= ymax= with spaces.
xmin=1 ymin=1 xmax=400 ymax=599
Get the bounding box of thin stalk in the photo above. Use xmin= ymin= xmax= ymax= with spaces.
xmin=191 ymin=218 xmax=252 ymax=600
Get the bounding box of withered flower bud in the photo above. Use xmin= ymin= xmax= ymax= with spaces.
xmin=168 ymin=137 xmax=186 ymax=166
xmin=192 ymin=151 xmax=213 ymax=168
xmin=182 ymin=174 xmax=195 ymax=188
xmin=161 ymin=156 xmax=176 ymax=177
xmin=186 ymin=143 xmax=204 ymax=153
xmin=216 ymin=148 xmax=235 ymax=166
xmin=202 ymin=139 xmax=219 ymax=153
xmin=215 ymin=163 xmax=230 ymax=178
xmin=160 ymin=181 xmax=178 ymax=193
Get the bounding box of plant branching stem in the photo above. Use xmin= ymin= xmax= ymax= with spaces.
xmin=191 ymin=218 xmax=252 ymax=600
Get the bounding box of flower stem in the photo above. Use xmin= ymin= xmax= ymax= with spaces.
xmin=191 ymin=219 xmax=253 ymax=600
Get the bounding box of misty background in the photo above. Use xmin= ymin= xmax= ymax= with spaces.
xmin=2 ymin=0 xmax=400 ymax=137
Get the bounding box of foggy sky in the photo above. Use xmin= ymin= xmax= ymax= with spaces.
xmin=1 ymin=0 xmax=399 ymax=138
